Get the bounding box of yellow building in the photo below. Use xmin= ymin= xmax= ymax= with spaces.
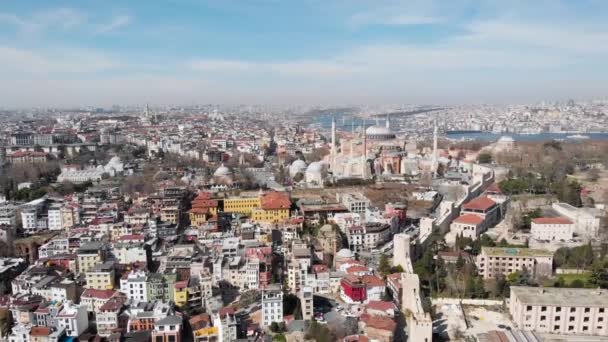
xmin=224 ymin=192 xmax=291 ymax=223
xmin=223 ymin=196 xmax=261 ymax=215
xmin=161 ymin=206 xmax=180 ymax=224
xmin=173 ymin=280 xmax=188 ymax=308
xmin=188 ymin=198 xmax=218 ymax=226
xmin=193 ymin=326 xmax=219 ymax=341
xmin=84 ymin=262 xmax=115 ymax=290
xmin=77 ymin=242 xmax=105 ymax=274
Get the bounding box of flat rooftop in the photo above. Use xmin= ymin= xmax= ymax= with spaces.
xmin=482 ymin=247 xmax=553 ymax=257
xmin=511 ymin=286 xmax=608 ymax=307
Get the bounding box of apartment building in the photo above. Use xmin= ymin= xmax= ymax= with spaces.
xmin=476 ymin=247 xmax=553 ymax=279
xmin=510 ymin=286 xmax=608 ymax=336
xmin=262 ymin=284 xmax=283 ymax=326
xmin=531 ymin=217 xmax=575 ymax=241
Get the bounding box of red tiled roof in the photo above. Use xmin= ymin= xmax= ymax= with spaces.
xmin=194 ymin=192 xmax=213 ymax=200
xmin=219 ymin=307 xmax=235 ymax=317
xmin=361 ymin=275 xmax=385 ymax=287
xmin=463 ymin=197 xmax=496 ymax=211
xmin=366 ymin=301 xmax=396 ymax=312
xmin=386 ymin=273 xmax=402 ymax=289
xmin=99 ymin=296 xmax=126 ymax=312
xmin=532 ymin=217 xmax=574 ymax=225
xmin=486 ymin=183 xmax=502 ymax=194
xmin=454 ymin=214 xmax=484 ymax=225
xmin=191 ymin=199 xmax=218 ymax=208
xmin=174 ymin=280 xmax=188 ymax=290
xmin=346 ymin=265 xmax=368 ymax=274
xmin=81 ymin=288 xmax=116 ymax=299
xmin=260 ymin=192 xmax=291 ymax=210
xmin=119 ymin=234 xmax=145 ymax=241
xmin=188 ymin=207 xmax=209 ymax=215
xmin=360 ymin=313 xmax=396 ymax=331
xmin=30 ymin=327 xmax=51 ymax=336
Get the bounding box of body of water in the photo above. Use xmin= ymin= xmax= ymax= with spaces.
xmin=445 ymin=132 xmax=608 ymax=142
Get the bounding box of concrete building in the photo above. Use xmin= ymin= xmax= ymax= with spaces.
xmin=476 ymin=247 xmax=553 ymax=279
xmin=262 ymin=284 xmax=283 ymax=326
xmin=120 ymin=270 xmax=149 ymax=302
xmin=531 ymin=217 xmax=575 ymax=241
xmin=552 ymin=203 xmax=604 ymax=238
xmin=151 ymin=316 xmax=182 ymax=342
xmin=450 ymin=214 xmax=485 ymax=240
xmin=300 ymin=286 xmax=313 ymax=321
xmin=84 ymin=262 xmax=115 ymax=290
xmin=56 ymin=302 xmax=88 ymax=337
xmin=510 ymin=286 xmax=608 ymax=336
xmin=460 ymin=196 xmax=500 ymax=228
xmin=337 ymin=192 xmax=370 ymax=213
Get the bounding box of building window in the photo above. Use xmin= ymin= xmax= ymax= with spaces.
xmin=526 ymin=306 xmax=532 ymax=311
xmin=556 ymin=307 xmax=562 ymax=312
xmin=585 ymin=308 xmax=591 ymax=313
xmin=570 ymin=308 xmax=576 ymax=313
xmin=541 ymin=306 xmax=547 ymax=312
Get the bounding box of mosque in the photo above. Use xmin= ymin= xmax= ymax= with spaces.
xmin=287 ymin=114 xmax=441 ymax=186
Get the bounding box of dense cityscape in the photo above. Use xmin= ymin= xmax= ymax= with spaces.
xmin=2 ymin=1 xmax=608 ymax=342
xmin=0 ymin=103 xmax=606 ymax=342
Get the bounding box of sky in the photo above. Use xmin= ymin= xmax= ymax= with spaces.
xmin=1 ymin=0 xmax=607 ymax=107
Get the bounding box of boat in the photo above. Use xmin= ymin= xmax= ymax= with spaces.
xmin=566 ymin=134 xmax=590 ymax=140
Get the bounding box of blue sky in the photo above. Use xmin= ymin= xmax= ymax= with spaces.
xmin=1 ymin=0 xmax=607 ymax=107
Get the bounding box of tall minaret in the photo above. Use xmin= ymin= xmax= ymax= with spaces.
xmin=386 ymin=113 xmax=390 ymax=129
xmin=362 ymin=124 xmax=368 ymax=179
xmin=431 ymin=121 xmax=438 ymax=178
xmin=331 ymin=115 xmax=336 ymax=172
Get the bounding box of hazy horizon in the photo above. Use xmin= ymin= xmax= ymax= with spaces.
xmin=2 ymin=0 xmax=608 ymax=107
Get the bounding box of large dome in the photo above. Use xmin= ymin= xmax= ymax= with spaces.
xmin=213 ymin=164 xmax=232 ymax=177
xmin=289 ymin=159 xmax=307 ymax=177
xmin=336 ymin=248 xmax=353 ymax=259
xmin=366 ymin=125 xmax=396 ymax=140
xmin=306 ymin=161 xmax=327 ymax=175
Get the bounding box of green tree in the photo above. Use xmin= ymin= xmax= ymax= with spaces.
xmin=569 ymin=279 xmax=586 ymax=288
xmin=478 ymin=153 xmax=493 ymax=164
xmin=590 ymin=261 xmax=608 ymax=289
xmin=378 ymin=254 xmax=392 ymax=276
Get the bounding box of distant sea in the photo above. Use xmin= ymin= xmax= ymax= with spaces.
xmin=309 ymin=113 xmax=608 ymax=142
xmin=445 ymin=132 xmax=608 ymax=142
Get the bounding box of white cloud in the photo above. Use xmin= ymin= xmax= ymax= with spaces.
xmin=0 ymin=8 xmax=86 ymax=34
xmin=96 ymin=15 xmax=132 ymax=33
xmin=460 ymin=19 xmax=608 ymax=54
xmin=189 ymin=59 xmax=362 ymax=76
xmin=0 ymin=46 xmax=118 ymax=74
xmin=350 ymin=12 xmax=442 ymax=27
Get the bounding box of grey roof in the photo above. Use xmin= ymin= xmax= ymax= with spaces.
xmin=511 ymin=286 xmax=608 ymax=307
xmin=155 ymin=315 xmax=182 ymax=326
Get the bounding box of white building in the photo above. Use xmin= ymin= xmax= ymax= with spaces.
xmin=47 ymin=206 xmax=63 ymax=231
xmin=299 ymin=286 xmax=313 ymax=321
xmin=510 ymin=286 xmax=608 ymax=336
xmin=450 ymin=214 xmax=485 ymax=240
xmin=56 ymin=302 xmax=88 ymax=337
xmin=531 ymin=217 xmax=575 ymax=241
xmin=337 ymin=192 xmax=370 ymax=213
xmin=120 ymin=270 xmax=149 ymax=302
xmin=262 ymin=284 xmax=283 ymax=326
xmin=0 ymin=203 xmax=18 ymax=227
xmin=476 ymin=247 xmax=553 ymax=279
xmin=245 ymin=259 xmax=259 ymax=290
xmin=552 ymin=203 xmax=604 ymax=238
